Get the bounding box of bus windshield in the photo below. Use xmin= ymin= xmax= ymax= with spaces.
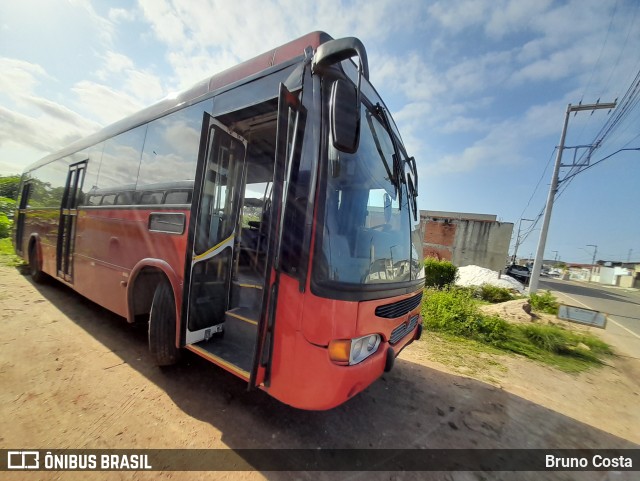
xmin=317 ymin=103 xmax=424 ymax=287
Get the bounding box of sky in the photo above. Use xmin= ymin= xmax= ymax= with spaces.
xmin=1 ymin=0 xmax=639 ymax=265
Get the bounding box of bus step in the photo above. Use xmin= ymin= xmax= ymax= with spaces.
xmin=224 ymin=307 xmax=258 ymax=352
xmin=231 ymin=281 xmax=263 ymax=311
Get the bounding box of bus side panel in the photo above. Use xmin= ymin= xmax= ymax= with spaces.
xmin=73 ymin=208 xmax=189 ymax=318
xmin=25 ymin=208 xmax=60 ymax=276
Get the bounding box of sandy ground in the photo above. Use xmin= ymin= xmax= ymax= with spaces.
xmin=1 ymin=265 xmax=639 ymax=481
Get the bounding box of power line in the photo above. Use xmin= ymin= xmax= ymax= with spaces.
xmin=518 ymin=147 xmax=556 ymax=221
xmin=561 ymin=147 xmax=640 ymax=182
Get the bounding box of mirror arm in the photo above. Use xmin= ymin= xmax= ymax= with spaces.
xmin=312 ymin=37 xmax=369 ymax=80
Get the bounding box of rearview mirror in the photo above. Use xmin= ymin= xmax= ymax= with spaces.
xmin=313 ymin=37 xmax=369 ymax=155
xmin=330 ymin=79 xmax=360 ymax=153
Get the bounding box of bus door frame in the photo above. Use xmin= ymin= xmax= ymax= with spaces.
xmin=57 ymin=160 xmax=87 ymax=282
xmin=250 ymin=83 xmax=305 ymax=389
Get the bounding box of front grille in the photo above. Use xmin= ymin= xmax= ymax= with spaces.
xmin=375 ymin=291 xmax=423 ymax=319
xmin=389 ymin=314 xmax=419 ymax=345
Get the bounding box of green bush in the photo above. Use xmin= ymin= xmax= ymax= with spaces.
xmin=479 ymin=284 xmax=514 ymax=303
xmin=0 ymin=197 xmax=16 ymax=219
xmin=421 ymin=286 xmax=612 ymax=371
xmin=0 ymin=213 xmax=11 ymax=239
xmin=530 ymin=291 xmax=559 ymax=315
xmin=0 ymin=175 xmax=20 ymax=200
xmin=424 ymin=258 xmax=458 ymax=288
xmin=422 ymin=287 xmax=508 ymax=344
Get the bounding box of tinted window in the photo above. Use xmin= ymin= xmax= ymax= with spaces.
xmin=29 ymin=159 xmax=70 ymax=208
xmin=115 ymin=191 xmax=135 ymax=205
xmin=137 ymin=102 xmax=205 ymax=189
xmin=165 ymin=190 xmax=191 ymax=204
xmin=97 ymin=125 xmax=147 ymax=190
xmin=101 ymin=194 xmax=116 ymax=206
xmin=140 ymin=191 xmax=164 ymax=204
xmin=87 ymin=195 xmax=102 ymax=206
xmin=79 ymin=142 xmax=105 ymax=204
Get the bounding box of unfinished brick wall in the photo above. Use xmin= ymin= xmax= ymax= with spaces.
xmin=423 ymin=219 xmax=457 ymax=260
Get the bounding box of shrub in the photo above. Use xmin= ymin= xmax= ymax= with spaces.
xmin=521 ymin=324 xmax=568 ymax=353
xmin=424 ymin=258 xmax=458 ymax=288
xmin=0 ymin=175 xmax=20 ymax=200
xmin=529 ymin=291 xmax=559 ymax=315
xmin=0 ymin=213 xmax=11 ymax=239
xmin=0 ymin=197 xmax=16 ymax=219
xmin=479 ymin=284 xmax=514 ymax=303
xmin=422 ymin=287 xmax=508 ymax=344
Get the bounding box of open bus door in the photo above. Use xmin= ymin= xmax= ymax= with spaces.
xmin=250 ymin=84 xmax=304 ymax=389
xmin=184 ymin=114 xmax=248 ymax=348
xmin=15 ymin=181 xmax=32 ymax=255
xmin=57 ymin=161 xmax=87 ymax=282
xmin=183 ymin=85 xmax=304 ymax=386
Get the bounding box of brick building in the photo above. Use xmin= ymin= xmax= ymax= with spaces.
xmin=421 ymin=210 xmax=513 ymax=272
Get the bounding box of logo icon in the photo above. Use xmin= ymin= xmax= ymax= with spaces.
xmin=7 ymin=451 xmax=39 ymax=470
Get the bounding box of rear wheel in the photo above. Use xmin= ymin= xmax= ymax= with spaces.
xmin=148 ymin=280 xmax=181 ymax=366
xmin=29 ymin=243 xmax=45 ymax=284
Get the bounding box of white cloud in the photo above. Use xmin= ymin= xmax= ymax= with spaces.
xmin=68 ymin=0 xmax=115 ymax=45
xmin=108 ymin=7 xmax=136 ymax=23
xmin=428 ymin=101 xmax=563 ymax=174
xmin=0 ymin=105 xmax=88 ymax=155
xmin=428 ymin=0 xmax=492 ymax=34
xmin=0 ymin=58 xmax=51 ymax=100
xmin=137 ymin=0 xmax=427 ymax=90
xmin=99 ymin=52 xmax=135 ymax=77
xmin=71 ymin=81 xmax=144 ymax=125
xmin=22 ymin=96 xmax=100 ymax=131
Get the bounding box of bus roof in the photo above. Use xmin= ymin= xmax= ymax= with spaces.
xmin=26 ymin=31 xmax=332 ymax=173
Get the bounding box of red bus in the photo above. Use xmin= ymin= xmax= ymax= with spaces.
xmin=13 ymin=32 xmax=425 ymax=410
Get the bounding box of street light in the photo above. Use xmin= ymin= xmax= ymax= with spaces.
xmin=511 ymin=218 xmax=534 ymax=264
xmin=587 ymin=244 xmax=597 ymax=282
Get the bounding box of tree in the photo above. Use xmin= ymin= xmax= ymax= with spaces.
xmin=0 ymin=175 xmax=21 ymax=200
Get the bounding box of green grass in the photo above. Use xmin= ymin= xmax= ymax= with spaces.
xmin=529 ymin=290 xmax=559 ymax=315
xmin=0 ymin=237 xmax=24 ymax=267
xmin=421 ymin=286 xmax=612 ymax=373
xmin=478 ymin=284 xmax=514 ymax=303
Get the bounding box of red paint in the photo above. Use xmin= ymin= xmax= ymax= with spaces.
xmin=265 ymin=273 xmax=422 ymax=410
xmin=71 ymin=208 xmax=189 ymax=318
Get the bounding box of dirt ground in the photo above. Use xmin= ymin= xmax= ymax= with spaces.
xmin=1 ymin=265 xmax=639 ymax=481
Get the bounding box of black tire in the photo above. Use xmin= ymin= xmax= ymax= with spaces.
xmin=29 ymin=243 xmax=46 ymax=284
xmin=148 ymin=280 xmax=181 ymax=366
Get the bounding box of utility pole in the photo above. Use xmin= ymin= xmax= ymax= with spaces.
xmin=511 ymin=218 xmax=534 ymax=264
xmin=628 ymin=249 xmax=633 ymax=263
xmin=529 ymin=101 xmax=616 ymax=293
xmin=552 ymin=250 xmax=559 ymax=265
xmin=587 ymin=244 xmax=597 ymax=281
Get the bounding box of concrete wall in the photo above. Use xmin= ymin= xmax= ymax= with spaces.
xmin=618 ymin=276 xmax=634 ymax=288
xmin=596 ymin=266 xmax=633 ymax=286
xmin=421 ymin=212 xmax=513 ymax=272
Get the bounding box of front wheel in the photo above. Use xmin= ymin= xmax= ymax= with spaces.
xmin=149 ymin=280 xmax=181 ymax=366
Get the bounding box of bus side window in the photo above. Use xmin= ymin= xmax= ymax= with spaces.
xmin=164 ymin=190 xmax=190 ymax=204
xmin=140 ymin=191 xmax=163 ymax=205
xmin=101 ymin=194 xmax=116 ymax=206
xmin=115 ymin=191 xmax=134 ymax=205
xmin=87 ymin=195 xmax=102 ymax=206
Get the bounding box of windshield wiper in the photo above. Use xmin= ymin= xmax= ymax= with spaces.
xmin=375 ymin=103 xmax=404 ymax=209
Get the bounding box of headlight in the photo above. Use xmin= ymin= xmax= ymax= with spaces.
xmin=329 ymin=334 xmax=381 ymax=365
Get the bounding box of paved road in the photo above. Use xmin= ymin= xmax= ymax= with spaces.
xmin=539 ymin=277 xmax=640 ymax=359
